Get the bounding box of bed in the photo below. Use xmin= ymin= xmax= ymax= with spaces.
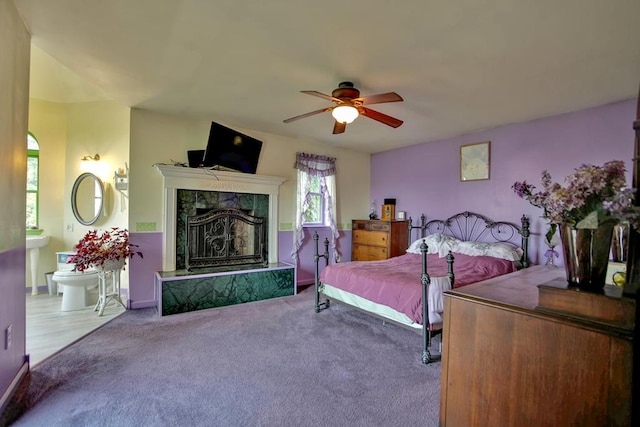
xmin=312 ymin=211 xmax=531 ymax=364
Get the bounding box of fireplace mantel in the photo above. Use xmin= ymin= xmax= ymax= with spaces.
xmin=155 ymin=165 xmax=286 ymax=271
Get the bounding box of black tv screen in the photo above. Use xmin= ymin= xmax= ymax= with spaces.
xmin=202 ymin=122 xmax=262 ymax=174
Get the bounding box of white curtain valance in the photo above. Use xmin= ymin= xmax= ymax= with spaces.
xmin=294 ymin=153 xmax=336 ymax=177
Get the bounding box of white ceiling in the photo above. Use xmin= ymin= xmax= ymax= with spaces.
xmin=16 ymin=0 xmax=640 ymax=154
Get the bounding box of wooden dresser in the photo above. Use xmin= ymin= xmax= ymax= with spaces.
xmin=440 ymin=265 xmax=634 ymax=427
xmin=351 ymin=219 xmax=408 ymax=261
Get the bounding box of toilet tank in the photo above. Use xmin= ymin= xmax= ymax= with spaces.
xmin=56 ymin=251 xmax=76 ymax=271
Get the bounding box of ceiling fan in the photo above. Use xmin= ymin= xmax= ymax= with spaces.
xmin=283 ymin=81 xmax=404 ymax=134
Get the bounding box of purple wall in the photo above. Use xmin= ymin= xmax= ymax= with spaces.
xmin=371 ymin=99 xmax=637 ymax=265
xmin=0 ymin=247 xmax=27 ymax=394
xmin=128 ymin=232 xmax=163 ymax=309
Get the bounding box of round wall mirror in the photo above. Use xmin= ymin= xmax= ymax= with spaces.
xmin=71 ymin=172 xmax=104 ymax=225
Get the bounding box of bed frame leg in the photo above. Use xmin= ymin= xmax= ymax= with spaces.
xmin=420 ymin=242 xmax=433 ymax=364
xmin=313 ymin=232 xmax=330 ymax=313
xmin=422 ymin=349 xmax=442 ymax=364
xmin=422 ymin=327 xmax=443 ymax=364
xmin=314 ymin=299 xmax=330 ymax=313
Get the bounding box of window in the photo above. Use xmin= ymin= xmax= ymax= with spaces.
xmin=303 ymin=176 xmax=324 ymax=225
xmin=26 ymin=132 xmax=40 ymax=229
xmin=292 ymin=153 xmax=340 ymax=262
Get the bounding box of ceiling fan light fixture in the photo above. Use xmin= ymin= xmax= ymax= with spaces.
xmin=332 ymin=105 xmax=359 ymax=124
xmin=283 ymin=83 xmax=403 ymax=133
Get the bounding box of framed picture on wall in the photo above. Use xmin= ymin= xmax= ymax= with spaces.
xmin=460 ymin=141 xmax=491 ymax=181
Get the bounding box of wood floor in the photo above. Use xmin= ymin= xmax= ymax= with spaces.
xmin=26 ymin=289 xmax=125 ymax=367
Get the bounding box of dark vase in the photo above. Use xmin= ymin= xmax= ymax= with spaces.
xmin=559 ymin=223 xmax=615 ymax=292
xmin=611 ymin=221 xmax=629 ymax=262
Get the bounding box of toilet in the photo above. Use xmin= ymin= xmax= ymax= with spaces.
xmin=53 ymin=252 xmax=100 ymax=311
xmin=53 ymin=269 xmax=100 ymax=311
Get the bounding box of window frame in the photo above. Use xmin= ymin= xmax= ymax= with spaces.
xmin=302 ymin=175 xmax=326 ymax=227
xmin=26 ymin=131 xmax=40 ymax=230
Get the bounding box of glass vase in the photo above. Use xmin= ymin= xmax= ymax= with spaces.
xmin=611 ymin=221 xmax=629 ymax=262
xmin=559 ymin=223 xmax=615 ymax=292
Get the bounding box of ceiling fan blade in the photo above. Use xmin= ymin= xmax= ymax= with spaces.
xmin=333 ymin=121 xmax=346 ymax=134
xmin=360 ymin=107 xmax=404 ymax=128
xmin=359 ymin=92 xmax=403 ymax=105
xmin=301 ymin=90 xmax=341 ymax=103
xmin=283 ymin=107 xmax=333 ymax=123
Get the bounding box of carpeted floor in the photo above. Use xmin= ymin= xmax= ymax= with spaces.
xmin=11 ymin=287 xmax=441 ymax=426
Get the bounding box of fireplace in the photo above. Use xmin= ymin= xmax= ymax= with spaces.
xmin=186 ymin=208 xmax=267 ymax=269
xmin=176 ymin=188 xmax=270 ymax=270
xmin=155 ymin=165 xmax=286 ymax=271
xmin=154 ymin=165 xmax=294 ymax=316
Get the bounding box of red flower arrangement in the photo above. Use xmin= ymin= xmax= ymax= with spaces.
xmin=68 ymin=227 xmax=143 ymax=272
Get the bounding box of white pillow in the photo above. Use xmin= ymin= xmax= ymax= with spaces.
xmin=406 ymin=238 xmax=436 ymax=255
xmin=406 ymin=233 xmax=461 ymax=257
xmin=454 ymin=241 xmax=523 ymax=261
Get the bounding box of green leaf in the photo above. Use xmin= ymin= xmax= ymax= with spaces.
xmin=545 ymin=223 xmax=557 ymax=244
xmin=576 ymin=210 xmax=599 ymax=229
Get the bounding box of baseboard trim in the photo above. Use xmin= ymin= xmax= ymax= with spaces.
xmin=0 ymin=360 xmax=29 ymax=418
xmin=129 ymin=299 xmax=157 ymax=309
xmin=25 ymin=285 xmax=49 ymax=294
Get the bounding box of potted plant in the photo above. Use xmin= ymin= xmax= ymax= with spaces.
xmin=512 ymin=160 xmax=639 ymax=291
xmin=68 ymin=227 xmax=143 ymax=272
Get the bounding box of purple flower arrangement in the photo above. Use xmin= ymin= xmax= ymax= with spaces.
xmin=512 ymin=160 xmax=639 ymax=237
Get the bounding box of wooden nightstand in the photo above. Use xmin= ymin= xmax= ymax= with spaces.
xmin=351 ymin=219 xmax=408 ymax=261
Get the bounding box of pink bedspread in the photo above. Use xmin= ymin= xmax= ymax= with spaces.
xmin=319 ymin=253 xmax=516 ymax=324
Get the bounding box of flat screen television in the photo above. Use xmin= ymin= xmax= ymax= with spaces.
xmin=202 ymin=122 xmax=263 ymax=174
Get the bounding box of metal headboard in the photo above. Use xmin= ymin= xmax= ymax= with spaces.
xmin=409 ymin=211 xmax=530 ymax=267
xmin=407 ymin=213 xmax=428 ymax=243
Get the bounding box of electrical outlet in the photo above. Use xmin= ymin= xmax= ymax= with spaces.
xmin=4 ymin=325 xmax=11 ymax=350
xmin=66 ymin=223 xmax=74 ymax=232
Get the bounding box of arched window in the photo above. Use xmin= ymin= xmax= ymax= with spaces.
xmin=26 ymin=131 xmax=40 ymax=230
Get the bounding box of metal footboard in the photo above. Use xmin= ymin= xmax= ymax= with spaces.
xmin=313 ymin=231 xmax=455 ymax=364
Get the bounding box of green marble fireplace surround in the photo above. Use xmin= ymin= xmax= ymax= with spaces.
xmin=154 ymin=165 xmax=293 ymax=316
xmin=155 ymin=263 xmax=295 ymax=316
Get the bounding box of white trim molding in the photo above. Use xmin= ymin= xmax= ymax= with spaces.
xmin=154 ymin=165 xmax=286 ymax=271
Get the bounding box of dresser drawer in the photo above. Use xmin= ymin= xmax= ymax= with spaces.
xmin=352 ymin=220 xmax=391 ymax=232
xmin=352 ymin=244 xmax=388 ymax=261
xmin=353 ymin=230 xmax=388 ymax=247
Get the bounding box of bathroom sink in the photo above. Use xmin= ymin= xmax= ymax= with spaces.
xmin=26 ymin=235 xmax=50 ymax=249
xmin=27 ymin=235 xmax=50 ymax=295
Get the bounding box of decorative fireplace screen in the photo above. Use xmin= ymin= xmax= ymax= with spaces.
xmin=186 ymin=208 xmax=266 ymax=270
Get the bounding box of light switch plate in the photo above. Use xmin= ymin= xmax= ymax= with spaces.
xmin=4 ymin=325 xmax=11 ymax=350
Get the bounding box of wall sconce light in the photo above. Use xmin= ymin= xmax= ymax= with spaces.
xmin=80 ymin=153 xmax=107 ymax=177
xmin=81 ymin=154 xmax=101 ymax=162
